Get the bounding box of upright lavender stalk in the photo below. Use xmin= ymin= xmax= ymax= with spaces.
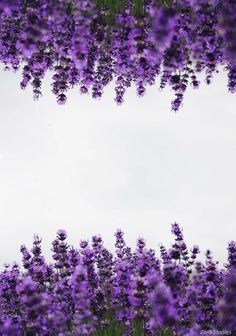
xmin=71 ymin=264 xmax=96 ymax=336
xmin=149 ymin=279 xmax=178 ymax=333
xmin=217 ymin=268 xmax=236 ymax=332
xmin=16 ymin=277 xmax=51 ymax=335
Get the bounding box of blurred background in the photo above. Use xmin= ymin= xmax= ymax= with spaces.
xmin=0 ymin=66 xmax=235 ymax=267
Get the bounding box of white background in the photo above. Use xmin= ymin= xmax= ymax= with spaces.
xmin=0 ymin=67 xmax=235 ymax=267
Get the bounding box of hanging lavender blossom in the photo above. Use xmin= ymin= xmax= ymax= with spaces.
xmin=0 ymin=0 xmax=234 ymax=111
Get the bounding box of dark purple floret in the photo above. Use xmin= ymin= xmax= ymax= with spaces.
xmin=227 ymin=241 xmax=236 ymax=269
xmin=171 ymin=222 xmax=183 ymax=241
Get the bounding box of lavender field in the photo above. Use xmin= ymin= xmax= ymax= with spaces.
xmin=0 ymin=223 xmax=235 ymax=335
xmin=0 ymin=0 xmax=236 ymax=335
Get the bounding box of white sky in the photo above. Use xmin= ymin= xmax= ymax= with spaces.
xmin=0 ymin=67 xmax=235 ymax=268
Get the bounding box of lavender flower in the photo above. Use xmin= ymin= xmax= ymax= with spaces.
xmin=217 ymin=268 xmax=236 ymax=332
xmin=71 ymin=265 xmax=96 ymax=335
xmin=149 ymin=280 xmax=178 ymax=331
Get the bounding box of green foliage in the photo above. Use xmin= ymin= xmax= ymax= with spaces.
xmin=64 ymin=1 xmax=174 ymax=25
xmin=93 ymin=317 xmax=174 ymax=336
xmin=95 ymin=0 xmax=174 ymax=16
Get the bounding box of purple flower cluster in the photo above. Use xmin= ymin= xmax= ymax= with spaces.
xmin=0 ymin=223 xmax=235 ymax=335
xmin=0 ymin=0 xmax=235 ymax=111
